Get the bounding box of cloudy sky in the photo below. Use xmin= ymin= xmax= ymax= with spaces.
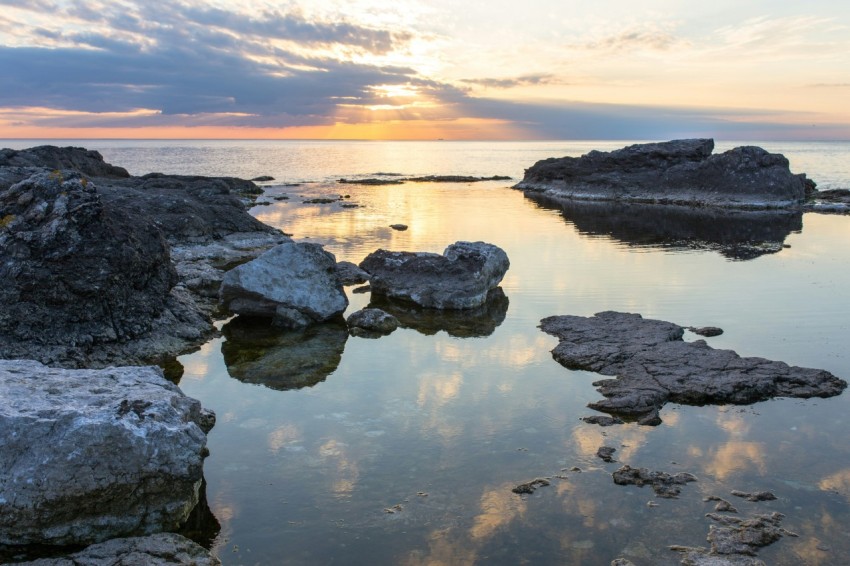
xmin=1 ymin=0 xmax=848 ymax=139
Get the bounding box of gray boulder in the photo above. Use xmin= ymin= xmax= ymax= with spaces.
xmin=0 ymin=360 xmax=214 ymax=546
xmin=335 ymin=260 xmax=370 ymax=286
xmin=540 ymin=311 xmax=846 ymax=425
xmin=11 ymin=533 xmax=220 ymax=565
xmin=359 ymin=241 xmax=510 ymax=309
xmin=516 ymin=139 xmax=812 ymax=208
xmin=346 ymin=308 xmax=400 ymax=337
xmin=219 ymin=242 xmax=349 ymax=328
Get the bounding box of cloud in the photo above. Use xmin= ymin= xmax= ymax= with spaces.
xmin=576 ymin=28 xmax=685 ymax=52
xmin=461 ymin=74 xmax=560 ymax=89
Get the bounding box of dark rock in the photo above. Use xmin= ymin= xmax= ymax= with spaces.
xmin=390 ymin=223 xmax=409 ymax=231
xmin=346 ymin=308 xmax=399 ymax=338
xmin=705 ymin=496 xmax=739 ymax=513
xmin=596 ymin=446 xmax=617 ymax=462
xmin=368 ymin=287 xmax=509 ymax=337
xmin=611 ymin=560 xmax=637 ymax=566
xmin=302 ymin=197 xmax=340 ymax=204
xmin=581 ymin=415 xmax=624 ymax=426
xmin=9 ymin=533 xmax=221 ymax=565
xmin=525 ymin=195 xmax=803 ymax=261
xmin=0 ymin=361 xmax=212 ymax=546
xmin=251 ymin=175 xmax=275 ymax=182
xmin=672 ymin=512 xmax=796 ymax=564
xmin=512 ymin=478 xmax=551 ymax=494
xmin=336 ymin=260 xmax=370 ymax=285
xmin=540 ymin=311 xmax=846 ymax=424
xmin=0 ymin=146 xmax=129 ymax=178
xmin=221 ymin=317 xmax=348 ymax=391
xmin=404 ymin=175 xmax=512 ymax=183
xmin=612 ymin=465 xmax=697 ymax=498
xmin=731 ymin=490 xmax=777 ymax=502
xmin=689 ymin=326 xmax=724 ymax=337
xmin=516 ymin=139 xmax=812 ymax=209
xmin=338 ymin=178 xmax=404 ymax=185
xmin=360 ymin=241 xmax=509 ymax=309
xmin=219 ymin=242 xmax=348 ymax=329
xmin=804 ymin=188 xmax=850 ymax=214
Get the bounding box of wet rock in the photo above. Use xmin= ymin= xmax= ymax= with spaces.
xmin=0 ymin=360 xmax=212 ymax=546
xmin=705 ymin=496 xmax=739 ymax=513
xmin=390 ymin=223 xmax=408 ymax=231
xmin=338 ymin=178 xmax=404 ymax=185
xmin=582 ymin=415 xmax=625 ymax=426
xmin=336 ymin=261 xmax=370 ymax=285
xmin=0 ymin=146 xmax=129 ymax=178
xmin=368 ymin=287 xmax=509 ymax=337
xmin=516 ymin=139 xmax=812 ymax=209
xmin=689 ymin=326 xmax=724 ymax=337
xmin=346 ymin=308 xmax=399 ymax=338
xmin=512 ymin=478 xmax=551 ymax=494
xmin=731 ymin=490 xmax=777 ymax=502
xmin=540 ymin=311 xmax=846 ymax=425
xmin=10 ymin=533 xmax=220 ymax=565
xmin=804 ymin=188 xmax=850 ymax=214
xmin=219 ymin=242 xmax=348 ymax=328
xmin=612 ymin=465 xmax=697 ymax=498
xmin=251 ymin=175 xmax=275 ymax=182
xmin=404 ymin=175 xmax=512 ymax=183
xmin=524 ymin=195 xmax=803 ymax=261
xmin=360 ymin=241 xmax=509 ymax=309
xmin=597 ymin=446 xmax=617 ymax=463
xmin=672 ymin=512 xmax=796 ymax=564
xmin=221 ymin=317 xmax=348 ymax=391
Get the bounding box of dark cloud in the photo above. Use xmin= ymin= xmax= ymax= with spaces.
xmin=461 ymin=74 xmax=560 ymax=89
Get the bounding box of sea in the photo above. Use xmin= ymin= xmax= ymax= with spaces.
xmin=3 ymin=139 xmax=850 ymax=565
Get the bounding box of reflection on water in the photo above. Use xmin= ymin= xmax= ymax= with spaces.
xmin=368 ymin=287 xmax=509 ymax=337
xmin=221 ymin=317 xmax=348 ymax=390
xmin=526 ymin=193 xmax=804 ymax=260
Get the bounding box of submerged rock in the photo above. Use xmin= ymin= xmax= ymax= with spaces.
xmin=335 ymin=260 xmax=370 ymax=286
xmin=346 ymin=308 xmax=399 ymax=338
xmin=731 ymin=490 xmax=777 ymax=502
xmin=0 ymin=360 xmax=213 ymax=546
xmin=612 ymin=465 xmax=697 ymax=498
xmin=596 ymin=446 xmax=617 ymax=463
xmin=10 ymin=533 xmax=220 ymax=566
xmin=219 ymin=241 xmax=348 ymax=328
xmin=360 ymin=241 xmax=509 ymax=309
xmin=512 ymin=478 xmax=551 ymax=495
xmin=516 ymin=139 xmax=812 ymax=209
xmin=221 ymin=317 xmax=348 ymax=390
xmin=672 ymin=511 xmax=796 ymax=564
xmin=540 ymin=311 xmax=846 ymax=425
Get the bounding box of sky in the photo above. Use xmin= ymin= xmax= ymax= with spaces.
xmin=1 ymin=0 xmax=849 ymax=140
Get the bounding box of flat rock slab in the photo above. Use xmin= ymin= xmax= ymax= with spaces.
xmin=0 ymin=360 xmax=213 ymax=546
xmin=672 ymin=511 xmax=795 ymax=564
xmin=11 ymin=533 xmax=220 ymax=565
xmin=612 ymin=465 xmax=697 ymax=498
xmin=540 ymin=311 xmax=846 ymax=425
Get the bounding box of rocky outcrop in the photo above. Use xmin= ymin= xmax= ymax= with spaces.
xmin=540 ymin=311 xmax=846 ymax=425
xmin=0 ymin=360 xmax=213 ymax=546
xmin=515 ymin=139 xmax=813 ymax=209
xmin=335 ymin=260 xmax=370 ymax=285
xmin=219 ymin=242 xmax=348 ymax=328
xmin=346 ymin=308 xmax=400 ymax=337
xmin=359 ymin=241 xmax=509 ymax=309
xmin=0 ymin=146 xmax=130 ymax=178
xmin=11 ymin=533 xmax=220 ymax=565
xmin=612 ymin=465 xmax=697 ymax=498
xmin=221 ymin=317 xmax=348 ymax=390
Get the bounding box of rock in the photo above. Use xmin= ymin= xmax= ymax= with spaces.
xmin=360 ymin=241 xmax=510 ymax=309
xmin=612 ymin=465 xmax=697 ymax=498
xmin=0 ymin=146 xmax=130 ymax=178
xmin=512 ymin=478 xmax=551 ymax=494
xmin=611 ymin=560 xmax=637 ymax=566
xmin=596 ymin=446 xmax=617 ymax=463
xmin=367 ymin=287 xmax=509 ymax=337
xmin=221 ymin=317 xmax=348 ymax=390
xmin=0 ymin=360 xmax=212 ymax=546
xmin=540 ymin=311 xmax=846 ymax=425
xmin=390 ymin=223 xmax=408 ymax=231
xmin=525 ymin=195 xmax=803 ymax=260
xmin=689 ymin=326 xmax=724 ymax=337
xmin=336 ymin=260 xmax=370 ymax=285
xmin=672 ymin=512 xmax=795 ymax=564
xmin=515 ymin=139 xmax=812 ymax=209
xmin=10 ymin=533 xmax=220 ymax=565
xmin=251 ymin=175 xmax=275 ymax=182
xmin=405 ymin=175 xmax=512 ymax=182
xmin=804 ymin=188 xmax=850 ymax=214
xmin=346 ymin=308 xmax=399 ymax=338
xmin=338 ymin=178 xmax=405 ymax=185
xmin=219 ymin=242 xmax=348 ymax=328
xmin=582 ymin=415 xmax=624 ymax=426
xmin=730 ymin=490 xmax=777 ymax=502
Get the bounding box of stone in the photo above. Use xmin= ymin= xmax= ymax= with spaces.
xmin=0 ymin=360 xmax=213 ymax=546
xmin=582 ymin=415 xmax=624 ymax=426
xmin=612 ymin=465 xmax=697 ymax=498
xmin=219 ymin=242 xmax=348 ymax=328
xmin=0 ymin=146 xmax=130 ymax=178
xmin=10 ymin=533 xmax=220 ymax=565
xmin=221 ymin=317 xmax=348 ymax=391
xmin=540 ymin=311 xmax=846 ymax=425
xmin=597 ymin=446 xmax=617 ymax=463
xmin=346 ymin=308 xmax=399 ymax=338
xmin=390 ymin=223 xmax=408 ymax=231
xmin=689 ymin=326 xmax=724 ymax=337
xmin=516 ymin=139 xmax=813 ymax=208
xmin=251 ymin=175 xmax=275 ymax=182
xmin=335 ymin=260 xmax=370 ymax=286
xmin=672 ymin=512 xmax=795 ymax=564
xmin=730 ymin=490 xmax=777 ymax=502
xmin=360 ymin=241 xmax=509 ymax=309
xmin=512 ymin=478 xmax=551 ymax=494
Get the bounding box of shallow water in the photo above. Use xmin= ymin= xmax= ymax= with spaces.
xmin=5 ymin=139 xmax=850 ymax=564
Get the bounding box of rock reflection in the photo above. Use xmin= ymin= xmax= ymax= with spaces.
xmin=221 ymin=316 xmax=348 ymax=390
xmin=367 ymin=287 xmax=509 ymax=338
xmin=177 ymin=478 xmax=221 ymax=550
xmin=527 ymin=193 xmax=803 ymax=260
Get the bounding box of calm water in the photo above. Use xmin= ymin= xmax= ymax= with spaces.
xmin=5 ymin=140 xmax=850 ymax=564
